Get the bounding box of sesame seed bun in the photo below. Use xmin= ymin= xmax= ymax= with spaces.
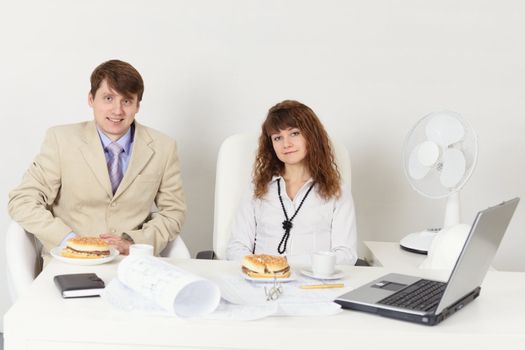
xmin=61 ymin=237 xmax=110 ymax=259
xmin=241 ymin=254 xmax=290 ymax=278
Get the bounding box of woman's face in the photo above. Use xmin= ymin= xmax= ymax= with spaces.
xmin=270 ymin=127 xmax=308 ymax=166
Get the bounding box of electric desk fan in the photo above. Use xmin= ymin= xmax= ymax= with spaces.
xmin=400 ymin=111 xmax=478 ymax=254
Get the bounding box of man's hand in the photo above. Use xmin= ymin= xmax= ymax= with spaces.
xmin=100 ymin=233 xmax=132 ymax=255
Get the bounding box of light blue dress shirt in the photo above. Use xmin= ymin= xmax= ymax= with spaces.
xmin=60 ymin=124 xmax=135 ymax=246
xmin=97 ymin=124 xmax=134 ymax=175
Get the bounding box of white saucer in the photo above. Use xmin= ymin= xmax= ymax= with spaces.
xmin=241 ymin=272 xmax=296 ymax=283
xmin=300 ymin=268 xmax=345 ymax=280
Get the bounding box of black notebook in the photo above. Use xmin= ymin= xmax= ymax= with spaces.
xmin=53 ymin=273 xmax=105 ymax=298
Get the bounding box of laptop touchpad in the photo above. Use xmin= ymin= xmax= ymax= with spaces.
xmin=372 ymin=281 xmax=407 ymax=292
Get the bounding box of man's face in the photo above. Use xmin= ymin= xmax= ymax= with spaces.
xmin=88 ymin=80 xmax=140 ymax=141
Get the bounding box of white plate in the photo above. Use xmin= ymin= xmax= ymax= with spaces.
xmin=300 ymin=268 xmax=345 ymax=280
xmin=50 ymin=247 xmax=120 ymax=266
xmin=241 ymin=272 xmax=296 ymax=283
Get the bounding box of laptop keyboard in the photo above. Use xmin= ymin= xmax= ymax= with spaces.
xmin=378 ymin=279 xmax=447 ymax=312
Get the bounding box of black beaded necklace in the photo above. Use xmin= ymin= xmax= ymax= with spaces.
xmin=276 ymin=178 xmax=315 ymax=254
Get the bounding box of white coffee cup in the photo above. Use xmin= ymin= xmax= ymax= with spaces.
xmin=311 ymin=251 xmax=336 ymax=277
xmin=129 ymin=244 xmax=154 ymax=257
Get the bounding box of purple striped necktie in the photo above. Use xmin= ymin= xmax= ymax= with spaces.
xmin=107 ymin=142 xmax=123 ymax=194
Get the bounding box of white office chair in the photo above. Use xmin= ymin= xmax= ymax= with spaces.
xmin=198 ymin=133 xmax=353 ymax=261
xmin=160 ymin=235 xmax=191 ymax=258
xmin=5 ymin=221 xmax=43 ymax=303
xmin=5 ymin=220 xmax=190 ymax=303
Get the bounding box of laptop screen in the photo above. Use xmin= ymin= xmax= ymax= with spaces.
xmin=436 ymin=198 xmax=519 ymax=314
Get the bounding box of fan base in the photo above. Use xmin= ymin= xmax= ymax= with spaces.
xmin=399 ymin=230 xmax=440 ymax=255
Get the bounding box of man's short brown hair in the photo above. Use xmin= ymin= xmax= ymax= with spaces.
xmin=90 ymin=60 xmax=144 ymax=102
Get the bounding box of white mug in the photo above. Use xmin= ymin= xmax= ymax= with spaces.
xmin=311 ymin=251 xmax=336 ymax=277
xmin=129 ymin=244 xmax=154 ymax=257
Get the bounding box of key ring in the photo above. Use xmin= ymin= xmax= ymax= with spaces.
xmin=264 ymin=276 xmax=283 ymax=301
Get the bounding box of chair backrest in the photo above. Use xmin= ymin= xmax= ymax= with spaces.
xmin=160 ymin=235 xmax=191 ymax=258
xmin=5 ymin=221 xmax=42 ymax=302
xmin=212 ymin=133 xmax=351 ymax=260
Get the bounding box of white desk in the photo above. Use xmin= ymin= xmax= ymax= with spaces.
xmin=365 ymin=240 xmax=426 ymax=268
xmin=4 ymin=258 xmax=525 ymax=350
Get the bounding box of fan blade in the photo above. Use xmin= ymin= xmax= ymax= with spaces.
xmin=417 ymin=141 xmax=440 ymax=167
xmin=425 ymin=112 xmax=465 ymax=147
xmin=408 ymin=144 xmax=431 ymax=180
xmin=440 ymin=149 xmax=466 ymax=188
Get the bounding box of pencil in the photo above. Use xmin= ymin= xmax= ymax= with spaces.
xmin=300 ymin=283 xmax=344 ymax=289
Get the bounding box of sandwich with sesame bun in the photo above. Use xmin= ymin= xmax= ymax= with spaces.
xmin=61 ymin=237 xmax=111 ymax=259
xmin=242 ymin=254 xmax=291 ymax=278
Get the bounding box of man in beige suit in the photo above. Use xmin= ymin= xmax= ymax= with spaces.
xmin=8 ymin=60 xmax=186 ymax=256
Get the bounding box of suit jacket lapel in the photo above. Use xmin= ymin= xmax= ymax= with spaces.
xmin=79 ymin=121 xmax=113 ymax=197
xmin=113 ymin=122 xmax=154 ymax=200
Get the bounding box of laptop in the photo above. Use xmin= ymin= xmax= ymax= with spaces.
xmin=335 ymin=197 xmax=520 ymax=325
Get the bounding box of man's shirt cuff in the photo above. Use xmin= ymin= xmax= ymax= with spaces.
xmin=59 ymin=232 xmax=77 ymax=248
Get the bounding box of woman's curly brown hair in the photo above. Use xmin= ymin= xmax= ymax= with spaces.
xmin=253 ymin=100 xmax=341 ymax=200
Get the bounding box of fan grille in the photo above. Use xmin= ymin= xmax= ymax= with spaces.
xmin=403 ymin=111 xmax=478 ymax=199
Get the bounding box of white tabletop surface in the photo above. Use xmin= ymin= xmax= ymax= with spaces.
xmin=4 ymin=257 xmax=525 ymax=350
xmin=364 ymin=240 xmax=427 ymax=268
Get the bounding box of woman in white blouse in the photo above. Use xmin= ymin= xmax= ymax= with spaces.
xmin=226 ymin=100 xmax=358 ymax=265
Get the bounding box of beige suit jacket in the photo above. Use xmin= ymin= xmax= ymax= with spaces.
xmin=8 ymin=121 xmax=186 ymax=255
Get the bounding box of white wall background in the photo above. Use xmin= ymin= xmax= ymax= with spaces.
xmin=1 ymin=0 xmax=524 ymax=331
